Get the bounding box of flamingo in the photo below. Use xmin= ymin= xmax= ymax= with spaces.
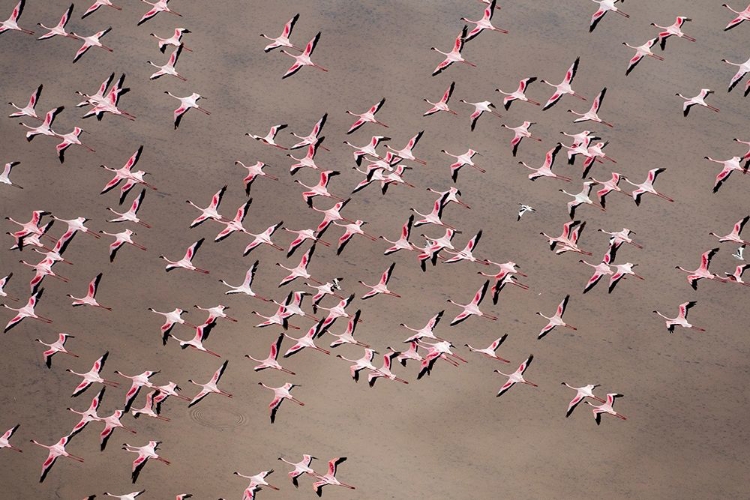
xmin=138 ymin=0 xmax=181 ymax=25
xmin=381 ymin=215 xmax=415 ymax=255
xmin=520 ymin=143 xmax=571 ymax=182
xmin=465 ymin=334 xmax=510 ymax=363
xmin=246 ymin=333 xmax=295 ymax=374
xmin=337 ymin=347 xmax=378 ymax=382
xmin=0 ymin=424 xmax=21 ymax=452
xmin=165 ymin=92 xmax=209 ymax=129
xmin=590 ymin=0 xmax=629 ymax=32
xmin=623 ymin=38 xmax=663 ymax=75
xmin=591 ymin=172 xmax=627 ymax=209
xmin=148 ymin=45 xmax=186 ymax=81
xmin=188 ymin=360 xmax=231 ymax=407
xmin=277 ymin=244 xmax=319 ymax=287
xmin=169 ymin=324 xmax=220 ymax=357
xmin=100 ymin=146 xmax=157 ymax=205
xmin=344 ymin=135 xmax=390 ymax=165
xmin=400 ymin=310 xmax=445 ymax=342
xmin=56 ymin=127 xmax=95 ymax=163
xmin=537 ymin=295 xmax=576 ymax=339
xmin=107 ymin=190 xmax=150 ymax=228
xmin=161 ymin=239 xmax=209 ymax=274
xmin=0 ymin=0 xmax=34 ymax=35
xmin=704 ymin=156 xmax=747 ymax=193
xmin=68 ymin=273 xmax=112 ymax=310
xmin=585 ymin=393 xmax=627 ymax=425
xmin=312 ymin=198 xmax=353 ymax=234
xmin=560 ymin=181 xmax=605 ymax=218
xmin=186 ymin=185 xmax=227 ymax=227
xmin=368 ymin=349 xmax=408 ymax=386
xmin=542 ymin=57 xmax=585 ymax=110
xmin=234 ymin=469 xmax=280 ymax=491
xmin=723 ymin=3 xmax=750 ymax=31
xmin=318 ymin=293 xmax=356 ymax=329
xmin=36 ymin=333 xmax=78 ymax=368
xmin=359 ymin=263 xmax=400 ymax=299
xmin=652 ymin=16 xmax=695 ymax=49
xmin=460 ymin=99 xmax=499 ymax=131
xmin=296 ymin=170 xmax=343 ymax=206
xmin=283 ymin=320 xmax=329 ymax=356
xmin=411 ymin=192 xmax=453 ymax=229
xmin=0 ymin=273 xmax=17 ymax=303
xmin=676 ymin=89 xmax=718 ymax=116
xmin=258 ymin=382 xmax=304 ymax=423
xmin=131 ymin=391 xmax=169 ymax=422
xmin=30 ymin=434 xmax=83 ymax=483
xmin=151 ymin=27 xmax=190 ymax=52
xmin=3 ymin=289 xmax=52 ymax=333
xmin=290 ymin=113 xmax=327 ymax=150
xmin=75 ymin=72 xmax=115 ymax=108
xmin=724 ymin=264 xmax=750 ymax=285
xmin=278 ymin=455 xmax=317 ymax=488
xmin=502 ymin=121 xmax=541 ymax=157
xmin=722 ymin=56 xmax=750 ymax=92
xmin=569 ymin=88 xmax=613 ymax=127
xmin=288 ymin=138 xmax=325 ymax=175
xmin=122 ymin=440 xmax=170 ymax=483
xmin=495 ymin=355 xmax=537 ymax=397
xmin=214 ymin=199 xmax=252 ymax=242
xmin=68 ymin=387 xmax=104 ymax=436
xmin=443 ymin=230 xmax=489 ymax=265
xmin=71 ymin=27 xmax=113 ymax=63
xmin=334 ymin=220 xmax=377 ymax=255
xmin=710 ymin=216 xmax=750 ymax=245
xmin=100 ymin=229 xmax=146 ymax=262
xmin=103 ymin=492 xmax=145 ymax=500
xmin=246 ymin=124 xmax=287 ymax=149
xmin=443 ymin=149 xmax=485 ymax=182
xmin=81 ymin=74 xmax=134 ymax=121
xmin=37 ymin=4 xmax=73 ymax=39
xmin=281 ymin=31 xmax=326 ymax=78
xmin=562 ymin=383 xmax=606 ymax=417
xmin=496 ymin=77 xmax=540 ymax=109
xmin=609 ymin=262 xmax=644 ymax=293
xmin=675 ymin=248 xmax=725 ymax=290
xmin=312 ymin=457 xmax=356 ymax=496
xmin=579 ymin=255 xmax=613 ymax=293
xmin=328 ymin=309 xmax=368 ymax=348
xmin=432 ymin=26 xmax=474 ymax=76
xmin=462 ymin=0 xmax=507 ymax=41
xmin=148 ymin=307 xmax=196 ymax=345
xmin=346 ymin=97 xmax=387 ymax=134
xmin=427 ymin=186 xmax=470 ymax=209
xmin=52 ymin=215 xmax=99 ymax=239
xmin=284 ymin=227 xmax=328 ymax=258
xmin=8 ymin=83 xmax=42 ymax=119
xmin=252 ymin=300 xmax=298 ymax=330
xmin=21 ymin=106 xmax=64 ymax=141
xmin=244 ymin=221 xmax=284 ymax=255
xmin=397 ymin=341 xmax=424 ymax=366
xmin=98 ymin=410 xmax=136 ymax=451
xmin=194 ymin=304 xmax=238 ymax=324
xmin=624 ymin=167 xmax=673 ymax=205
xmin=385 ymin=130 xmax=426 ymax=164
xmin=654 ymin=301 xmax=705 ymax=332
xmin=424 ymin=82 xmax=457 ymax=116
xmin=261 ymin=13 xmax=301 ymax=52
xmin=306 ymin=278 xmax=343 ymax=311
xmin=67 ymin=351 xmax=120 ymax=397
xmin=447 ymin=280 xmax=497 ymax=325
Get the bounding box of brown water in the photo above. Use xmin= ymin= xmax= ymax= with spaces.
xmin=1 ymin=0 xmax=750 ymax=498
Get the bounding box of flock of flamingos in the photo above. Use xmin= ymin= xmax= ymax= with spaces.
xmin=2 ymin=0 xmax=750 ymax=498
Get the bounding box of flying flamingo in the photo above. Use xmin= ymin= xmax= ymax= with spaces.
xmin=400 ymin=310 xmax=445 ymax=342
xmin=103 ymin=492 xmax=145 ymax=500
xmin=579 ymin=255 xmax=613 ymax=293
xmin=424 ymin=82 xmax=457 ymax=116
xmin=368 ymin=349 xmax=408 ymax=386
xmin=56 ymin=127 xmax=95 ymax=163
xmin=186 ymin=185 xmax=227 ymax=227
xmin=36 ymin=333 xmax=78 ymax=368
xmin=334 ymin=220 xmax=377 ymax=255
xmin=252 ymin=300 xmax=298 ymax=330
xmin=214 ymin=199 xmax=252 ymax=242
xmin=443 ymin=230 xmax=489 ymax=265
xmin=71 ymin=27 xmax=113 ymax=63
xmin=704 ymin=156 xmax=747 ymax=193
xmin=624 ymin=167 xmax=673 ymax=205
xmin=344 ymin=135 xmax=390 ymax=165
xmin=676 ymin=248 xmax=726 ymax=290
xmin=98 ymin=410 xmax=136 ymax=451
xmin=149 ymin=307 xmax=196 ymax=345
xmin=31 ymin=434 xmax=83 ymax=482
xmin=358 ymin=263 xmax=400 ymax=299
xmin=591 ymin=172 xmax=627 ymax=208
xmin=461 ymin=0 xmax=507 ymax=41
xmin=148 ymin=45 xmax=186 ymax=81
xmin=81 ymin=74 xmax=134 ymax=121
xmin=432 ymin=26 xmax=474 ymax=76
xmin=165 ymin=92 xmax=209 ymax=129
xmin=295 ymin=170 xmax=344 ymax=206
xmin=346 ymin=97 xmax=387 ymax=134
xmin=37 ymin=4 xmax=74 ymax=39
xmin=246 ymin=333 xmax=295 ymax=374
xmin=131 ymin=391 xmax=169 ymax=422
xmin=169 ymin=324 xmax=221 ymax=358
xmin=138 ymin=0 xmax=181 ymax=25
xmin=676 ymin=88 xmax=718 ymax=116
xmin=277 ymin=244 xmax=319 ymax=287
xmin=311 ymin=198 xmax=353 ymax=234
xmin=188 ymin=360 xmax=231 ymax=407
xmin=541 ymin=57 xmax=585 ymax=110
xmin=0 ymin=0 xmax=34 ymax=35
xmin=397 ymin=341 xmax=423 ymax=366
xmin=460 ymin=99 xmax=499 ymax=131
xmin=710 ymin=216 xmax=750 ymax=245
xmin=246 ymin=124 xmax=287 ymax=149
xmin=100 ymin=146 xmax=157 ymax=205
xmin=495 ymin=355 xmax=537 ymax=397
xmin=337 ymin=347 xmax=378 ymax=382
xmin=0 ymin=424 xmax=21 ymax=452
xmin=122 ymin=440 xmax=170 ymax=483
xmin=306 ymin=278 xmax=343 ymax=312
xmin=278 ymin=455 xmax=317 ymax=488
xmin=411 ymin=192 xmax=453 ymax=229
xmin=496 ymin=77 xmax=540 ymax=110
xmin=21 ymin=106 xmax=64 ymax=141
xmin=151 ymin=28 xmax=191 ymax=52
xmin=161 ymin=239 xmax=209 ymax=274
xmin=328 ymin=309 xmax=368 ymax=348
xmin=447 ymin=280 xmax=497 ymax=325
xmin=623 ymin=38 xmax=663 ymax=75
xmin=724 ymin=264 xmax=750 ymax=285
xmin=537 ymin=295 xmax=576 ymax=339
xmin=590 ymin=0 xmax=628 ymax=32
xmin=68 ymin=273 xmax=112 ymax=310
xmin=465 ymin=334 xmax=510 ymax=363
xmin=380 ymin=215 xmax=414 ymax=255
xmin=68 ymin=387 xmax=104 ymax=436
xmin=67 ymin=351 xmax=120 ymax=397
xmin=724 ymin=3 xmax=750 ymax=31
xmin=585 ymin=393 xmax=626 ymax=425
xmin=288 ymin=138 xmax=325 ymax=175
xmin=290 ymin=113 xmax=327 ymax=150
xmin=654 ymin=301 xmax=705 ymax=332
xmin=3 ymin=289 xmax=52 ymax=333
xmin=194 ymin=304 xmax=238 ymax=324
xmin=502 ymin=121 xmax=542 ymax=157
xmin=562 ymin=383 xmax=606 ymax=417
xmin=385 ymin=130 xmax=426 ymax=164
xmin=520 ymin=143 xmax=571 ymax=182
xmin=107 ymin=190 xmax=149 ymax=228
xmin=258 ymin=382 xmax=304 ymax=423
xmin=722 ymin=55 xmax=750 ymax=92
xmin=283 ymin=320 xmax=329 ymax=357
xmin=244 ymin=222 xmax=284 ymax=255
xmin=261 ymin=13 xmax=301 ymax=51
xmin=443 ymin=149 xmax=485 ymax=182
xmin=560 ymin=181 xmax=605 ymax=218
xmin=8 ymin=83 xmax=42 ymax=119
xmin=281 ymin=31 xmax=326 ymax=78
xmin=284 ymin=227 xmax=329 ymax=257
xmin=115 ymin=370 xmax=158 ymax=411
xmin=652 ymin=16 xmax=695 ymax=49
xmin=234 ymin=469 xmax=280 ymax=491
xmin=569 ymin=88 xmax=612 ymax=126
xmin=312 ymin=457 xmax=356 ymax=496
xmin=100 ymin=229 xmax=146 ymax=262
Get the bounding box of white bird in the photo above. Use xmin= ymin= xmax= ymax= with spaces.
xmin=676 ymin=88 xmax=718 ymax=117
xmin=517 ymin=204 xmax=535 ymax=221
xmin=0 ymin=161 xmax=22 ymax=188
xmin=165 ymin=92 xmax=209 ymax=129
xmin=585 ymin=393 xmax=627 ymax=425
